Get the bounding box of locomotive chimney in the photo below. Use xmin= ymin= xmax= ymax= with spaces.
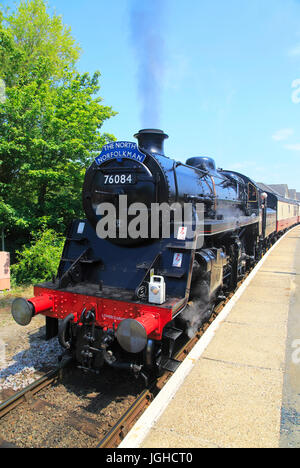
xmin=134 ymin=129 xmax=169 ymax=156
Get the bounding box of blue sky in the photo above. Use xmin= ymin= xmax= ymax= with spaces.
xmin=4 ymin=0 xmax=300 ymax=190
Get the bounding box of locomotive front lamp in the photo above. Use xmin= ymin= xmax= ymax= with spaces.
xmin=11 ymin=298 xmax=34 ymax=326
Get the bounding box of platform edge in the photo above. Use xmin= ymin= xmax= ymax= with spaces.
xmin=119 ymin=226 xmax=298 ymax=449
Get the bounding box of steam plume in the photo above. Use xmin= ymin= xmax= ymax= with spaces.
xmin=181 ymin=300 xmax=212 ymax=339
xmin=129 ymin=0 xmax=165 ymax=127
xmin=179 ymin=275 xmax=213 ymax=339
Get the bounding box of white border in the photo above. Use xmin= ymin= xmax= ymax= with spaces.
xmin=119 ymin=226 xmax=299 ymax=448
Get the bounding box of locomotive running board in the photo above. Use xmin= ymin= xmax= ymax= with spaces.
xmin=162 ymin=327 xmax=183 ymax=342
xmin=160 ymin=357 xmax=181 ymax=373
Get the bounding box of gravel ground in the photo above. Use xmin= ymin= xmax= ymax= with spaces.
xmin=0 ymin=288 xmax=145 ymax=448
xmin=0 ymin=365 xmax=144 ymax=448
xmin=0 ymin=289 xmax=63 ymax=394
xmin=0 ymin=334 xmax=63 ymax=392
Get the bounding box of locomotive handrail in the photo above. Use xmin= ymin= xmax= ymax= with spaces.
xmin=58 ymin=248 xmax=90 ymax=289
xmin=97 ymin=166 xmax=145 ymax=173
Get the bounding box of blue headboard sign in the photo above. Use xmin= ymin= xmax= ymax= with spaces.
xmin=95 ymin=141 xmax=146 ymax=165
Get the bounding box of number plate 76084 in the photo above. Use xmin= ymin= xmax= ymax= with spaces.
xmin=103 ymin=174 xmax=136 ymax=185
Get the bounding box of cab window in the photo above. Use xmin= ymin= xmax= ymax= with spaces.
xmin=248 ymin=183 xmax=257 ymax=202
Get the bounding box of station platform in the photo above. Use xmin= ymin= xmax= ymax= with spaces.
xmin=120 ymin=225 xmax=300 ymax=448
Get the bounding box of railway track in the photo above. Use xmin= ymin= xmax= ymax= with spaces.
xmin=0 ymin=354 xmax=145 ymax=447
xmin=0 ymin=289 xmax=233 ymax=448
xmin=0 ymin=365 xmax=66 ymax=419
xmin=96 ymin=292 xmax=235 ymax=448
xmin=99 ymin=240 xmax=285 ymax=449
xmin=0 ymin=252 xmax=270 ymax=448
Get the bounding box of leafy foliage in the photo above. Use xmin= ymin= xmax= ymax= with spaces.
xmin=0 ymin=0 xmax=117 ymax=259
xmin=0 ymin=64 xmax=116 ymax=235
xmin=11 ymin=229 xmax=65 ymax=285
xmin=0 ymin=0 xmax=80 ymax=84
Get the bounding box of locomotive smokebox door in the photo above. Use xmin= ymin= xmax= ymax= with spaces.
xmin=148 ymin=276 xmax=166 ymax=304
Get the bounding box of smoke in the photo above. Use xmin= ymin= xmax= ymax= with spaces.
xmin=129 ymin=0 xmax=166 ymax=127
xmin=216 ymin=205 xmax=246 ymax=219
xmin=181 ymin=300 xmax=212 ymax=339
xmin=180 ymin=275 xmax=213 ymax=338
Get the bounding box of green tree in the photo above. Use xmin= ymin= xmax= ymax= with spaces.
xmin=0 ymin=0 xmax=80 ymax=84
xmin=0 ymin=0 xmax=117 ymax=255
xmin=11 ymin=229 xmax=65 ymax=285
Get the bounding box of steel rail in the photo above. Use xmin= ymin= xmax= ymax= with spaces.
xmin=96 ymin=301 xmax=232 ymax=448
xmin=96 ymin=388 xmax=153 ymax=448
xmin=0 ymin=231 xmax=285 ymax=446
xmin=0 ymin=358 xmax=72 ymax=419
xmin=96 ymin=271 xmax=250 ymax=449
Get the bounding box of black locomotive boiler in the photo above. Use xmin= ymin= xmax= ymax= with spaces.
xmin=11 ymin=129 xmax=300 ymax=378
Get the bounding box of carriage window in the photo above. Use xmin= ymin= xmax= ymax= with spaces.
xmin=248 ymin=183 xmax=257 ymax=202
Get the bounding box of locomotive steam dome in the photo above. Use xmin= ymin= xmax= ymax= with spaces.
xmin=186 ymin=156 xmax=216 ymax=171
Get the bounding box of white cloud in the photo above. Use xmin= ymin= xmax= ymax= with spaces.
xmin=284 ymin=143 xmax=300 ymax=151
xmin=292 ymin=79 xmax=300 ymax=104
xmin=272 ymin=128 xmax=294 ymax=141
xmin=289 ymin=44 xmax=300 ymax=57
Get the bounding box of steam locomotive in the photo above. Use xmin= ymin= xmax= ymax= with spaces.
xmin=11 ymin=129 xmax=300 ymax=379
